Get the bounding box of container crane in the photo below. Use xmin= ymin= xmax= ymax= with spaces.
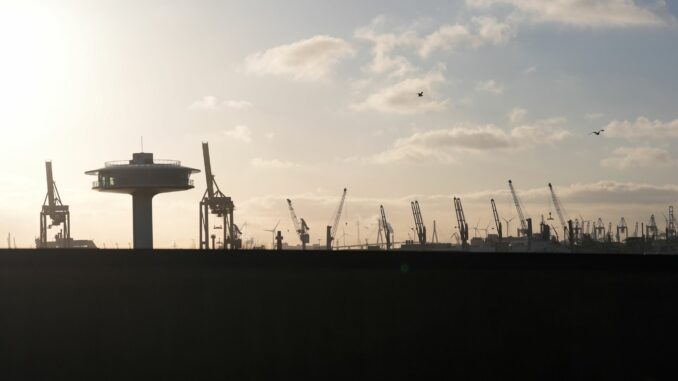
xmin=491 ymin=199 xmax=502 ymax=240
xmin=411 ymin=201 xmax=427 ymax=244
xmin=326 ymin=188 xmax=347 ymax=250
xmin=287 ymin=199 xmax=310 ymax=250
xmin=39 ymin=161 xmax=70 ymax=247
xmin=616 ymin=218 xmax=628 ymax=243
xmin=199 ymin=142 xmax=239 ymax=250
xmin=380 ymin=205 xmax=392 ymax=250
xmin=453 ymin=197 xmax=469 ymax=249
xmin=508 ymin=180 xmax=528 ymax=236
xmin=548 ymin=183 xmax=570 ymax=243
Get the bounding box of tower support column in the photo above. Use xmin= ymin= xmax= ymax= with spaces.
xmin=132 ymin=192 xmax=155 ymax=249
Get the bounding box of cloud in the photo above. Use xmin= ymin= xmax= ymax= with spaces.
xmin=364 ymin=120 xmax=570 ymax=164
xmin=508 ymin=107 xmax=527 ymax=123
xmin=245 ymin=35 xmax=355 ymax=80
xmin=251 ymin=157 xmax=296 ymax=168
xmin=189 ymin=96 xmax=253 ymax=110
xmin=189 ymin=96 xmax=219 ymax=110
xmin=354 ymin=18 xmax=419 ymax=77
xmin=467 ymin=0 xmax=674 ymax=28
xmin=224 ymin=125 xmax=252 ymax=142
xmin=353 ymin=71 xmax=448 ymax=114
xmin=605 ymin=117 xmax=678 ymax=140
xmin=223 ymin=100 xmax=254 ymax=110
xmin=355 ymin=16 xmax=512 ymax=77
xmin=601 ymin=146 xmax=674 ymax=169
xmin=265 ymin=132 xmax=276 ymax=139
xmin=476 ymin=79 xmax=504 ymax=94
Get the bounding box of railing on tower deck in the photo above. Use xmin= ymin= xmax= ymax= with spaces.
xmin=92 ymin=179 xmax=194 ymax=188
xmin=104 ymin=159 xmax=182 ymax=167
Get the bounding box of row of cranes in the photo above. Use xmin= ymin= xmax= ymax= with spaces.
xmin=286 ymin=188 xmax=347 ymax=250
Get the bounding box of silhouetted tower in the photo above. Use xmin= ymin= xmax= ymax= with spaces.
xmin=86 ymin=152 xmax=199 ymax=249
xmin=39 ymin=161 xmax=70 ymax=248
xmin=326 ymin=188 xmax=347 ymax=250
xmin=548 ymin=183 xmax=569 ymax=243
xmin=199 ymin=142 xmax=240 ymax=250
xmin=411 ymin=201 xmax=427 ymax=244
xmin=454 ymin=197 xmax=469 ymax=249
xmin=431 ymin=220 xmax=439 ymax=243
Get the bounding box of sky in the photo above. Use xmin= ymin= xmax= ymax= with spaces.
xmin=1 ymin=0 xmax=678 ymax=248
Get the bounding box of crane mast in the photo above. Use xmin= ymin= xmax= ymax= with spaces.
xmin=199 ymin=142 xmax=239 ymax=249
xmin=411 ymin=201 xmax=426 ymax=244
xmin=287 ymin=199 xmax=309 ymax=250
xmin=326 ymin=188 xmax=347 ymax=250
xmin=491 ymin=199 xmax=502 ymax=240
xmin=508 ymin=180 xmax=527 ymax=236
xmin=548 ymin=183 xmax=569 ymax=242
xmin=453 ymin=197 xmax=469 ymax=248
xmin=380 ymin=205 xmax=392 ymax=250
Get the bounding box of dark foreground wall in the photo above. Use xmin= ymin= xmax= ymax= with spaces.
xmin=0 ymin=250 xmax=677 ymax=379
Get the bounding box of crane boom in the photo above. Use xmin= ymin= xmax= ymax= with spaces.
xmin=46 ymin=161 xmax=57 ymax=207
xmin=411 ymin=201 xmax=426 ymax=244
xmin=548 ymin=183 xmax=567 ymax=230
xmin=491 ymin=198 xmax=502 ymax=239
xmin=287 ymin=198 xmax=309 ymax=249
xmin=325 ymin=188 xmax=347 ymax=250
xmin=454 ymin=197 xmax=469 ymax=248
xmin=380 ymin=205 xmax=391 ymax=250
xmin=508 ymin=180 xmax=527 ymax=234
xmin=202 ymin=142 xmax=215 ymax=200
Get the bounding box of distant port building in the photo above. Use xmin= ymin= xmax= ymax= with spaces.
xmin=86 ymin=152 xmax=199 ymax=249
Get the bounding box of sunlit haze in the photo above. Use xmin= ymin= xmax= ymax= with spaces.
xmin=1 ymin=0 xmax=677 ymax=248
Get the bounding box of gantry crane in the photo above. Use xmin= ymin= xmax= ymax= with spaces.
xmin=667 ymin=206 xmax=676 ymax=239
xmin=39 ymin=161 xmax=70 ymax=248
xmin=199 ymin=142 xmax=240 ymax=250
xmin=548 ymin=183 xmax=570 ymax=243
xmin=508 ymin=180 xmax=528 ymax=236
xmin=326 ymin=188 xmax=347 ymax=250
xmin=491 ymin=198 xmax=502 ymax=240
xmin=647 ymin=215 xmax=658 ymax=239
xmin=411 ymin=201 xmax=426 ymax=244
xmin=454 ymin=197 xmax=469 ymax=249
xmin=287 ymin=198 xmax=309 ymax=250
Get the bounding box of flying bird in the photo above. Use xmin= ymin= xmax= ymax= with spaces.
xmin=417 ymin=92 xmax=424 ymax=97
xmin=589 ymin=129 xmax=605 ymax=136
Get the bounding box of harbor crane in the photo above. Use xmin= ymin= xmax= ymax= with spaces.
xmin=379 ymin=205 xmax=392 ymax=250
xmin=453 ymin=197 xmax=469 ymax=248
xmin=548 ymin=183 xmax=570 ymax=244
xmin=667 ymin=206 xmax=676 ymax=239
xmin=326 ymin=188 xmax=347 ymax=250
xmin=287 ymin=199 xmax=310 ymax=250
xmin=39 ymin=161 xmax=70 ymax=247
xmin=411 ymin=201 xmax=427 ymax=244
xmin=508 ymin=180 xmax=529 ymax=236
xmin=491 ymin=199 xmax=502 ymax=240
xmin=616 ymin=218 xmax=628 ymax=243
xmin=199 ymin=142 xmax=240 ymax=249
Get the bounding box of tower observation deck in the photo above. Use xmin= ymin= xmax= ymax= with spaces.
xmin=85 ymin=152 xmax=200 ymax=249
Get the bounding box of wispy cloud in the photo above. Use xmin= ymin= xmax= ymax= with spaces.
xmin=508 ymin=107 xmax=527 ymax=123
xmin=189 ymin=96 xmax=253 ymax=110
xmin=476 ymin=79 xmax=504 ymax=95
xmin=467 ymin=0 xmax=674 ymax=28
xmin=189 ymin=95 xmax=220 ymax=110
xmin=361 ymin=118 xmax=570 ymax=164
xmin=601 ymin=146 xmax=674 ymax=169
xmin=353 ymin=70 xmax=448 ymax=114
xmin=224 ymin=125 xmax=252 ymax=142
xmin=605 ymin=117 xmax=678 ymax=140
xmin=245 ymin=35 xmax=355 ymax=81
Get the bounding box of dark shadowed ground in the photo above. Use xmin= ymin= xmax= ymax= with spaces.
xmin=0 ymin=249 xmax=676 ymax=379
